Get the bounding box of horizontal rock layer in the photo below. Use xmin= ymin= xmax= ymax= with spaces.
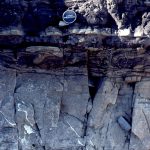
xmin=0 ymin=45 xmax=149 ymax=79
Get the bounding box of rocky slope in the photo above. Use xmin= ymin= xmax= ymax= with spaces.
xmin=0 ymin=0 xmax=150 ymax=150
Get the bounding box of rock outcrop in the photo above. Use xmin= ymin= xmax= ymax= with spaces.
xmin=0 ymin=0 xmax=150 ymax=150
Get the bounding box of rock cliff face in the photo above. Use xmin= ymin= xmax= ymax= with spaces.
xmin=0 ymin=0 xmax=150 ymax=150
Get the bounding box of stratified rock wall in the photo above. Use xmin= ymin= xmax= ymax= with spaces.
xmin=0 ymin=0 xmax=150 ymax=150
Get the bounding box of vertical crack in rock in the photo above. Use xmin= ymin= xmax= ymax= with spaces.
xmin=14 ymin=73 xmax=64 ymax=150
xmin=130 ymin=78 xmax=150 ymax=150
xmin=87 ymin=78 xmax=119 ymax=128
xmin=13 ymin=72 xmax=20 ymax=150
xmin=31 ymin=103 xmax=44 ymax=149
xmin=0 ymin=69 xmax=18 ymax=150
xmin=84 ymin=77 xmax=139 ymax=150
xmin=142 ymin=109 xmax=150 ymax=134
xmin=85 ymin=78 xmax=120 ymax=150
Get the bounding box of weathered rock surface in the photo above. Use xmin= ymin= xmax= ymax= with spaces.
xmin=130 ymin=79 xmax=150 ymax=150
xmin=0 ymin=0 xmax=150 ymax=150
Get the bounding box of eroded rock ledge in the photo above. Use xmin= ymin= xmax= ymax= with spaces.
xmin=0 ymin=0 xmax=150 ymax=150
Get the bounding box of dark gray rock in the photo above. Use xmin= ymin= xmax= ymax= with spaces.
xmin=130 ymin=79 xmax=150 ymax=150
xmin=117 ymin=116 xmax=131 ymax=131
xmin=45 ymin=113 xmax=85 ymax=150
xmin=61 ymin=75 xmax=89 ymax=121
xmin=85 ymin=81 xmax=134 ymax=150
xmin=0 ymin=127 xmax=18 ymax=150
xmin=87 ymin=78 xmax=119 ymax=128
xmin=15 ymin=73 xmax=63 ymax=149
xmin=0 ymin=69 xmax=17 ymax=150
xmin=0 ymin=0 xmax=149 ymax=150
